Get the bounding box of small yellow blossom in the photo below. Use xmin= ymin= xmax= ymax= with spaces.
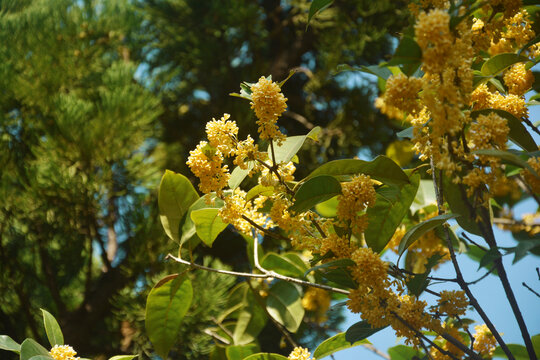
xmin=186 ymin=141 xmax=230 ymax=195
xmin=437 ymin=290 xmax=469 ymax=317
xmin=49 ymin=345 xmax=80 ymax=360
xmin=250 ymin=76 xmax=287 ymax=144
xmin=504 ymin=63 xmax=534 ymax=96
xmin=473 ymin=324 xmax=497 ymax=357
xmin=383 ymin=74 xmax=423 ymax=114
xmin=523 ymin=157 xmax=540 ymax=194
xmin=415 ymin=9 xmax=453 ymax=73
xmin=205 ymin=113 xmax=238 ymax=156
xmin=337 ymin=174 xmax=376 ymax=234
xmin=288 ymin=347 xmax=314 ymax=360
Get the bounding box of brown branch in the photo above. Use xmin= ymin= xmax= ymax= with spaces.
xmin=522 ymin=282 xmax=540 ymax=299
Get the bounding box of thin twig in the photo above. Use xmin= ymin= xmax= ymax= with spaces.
xmin=165 ymin=254 xmax=350 ymax=295
xmin=462 ymin=233 xmax=488 ymax=252
xmin=521 ymin=116 xmax=540 ymax=137
xmin=211 ymin=317 xmax=234 ymax=339
xmin=362 ymin=344 xmax=391 ymax=360
xmin=466 ymin=266 xmax=496 ymax=285
xmin=203 ymin=329 xmax=231 ymax=345
xmin=522 ymin=282 xmax=540 ymax=298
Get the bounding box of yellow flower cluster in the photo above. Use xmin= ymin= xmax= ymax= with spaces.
xmin=523 ymin=157 xmax=540 ymax=194
xmin=288 ymin=347 xmax=314 ymax=360
xmin=302 ymin=287 xmax=331 ymax=323
xmin=250 ymin=76 xmax=287 ymax=144
xmin=503 ymin=63 xmax=534 ymax=96
xmin=49 ymin=345 xmax=80 ymax=360
xmin=430 ymin=325 xmax=466 ymax=360
xmin=219 ymin=189 xmax=270 ymax=234
xmin=415 ymin=9 xmax=453 ymax=74
xmin=383 ymin=74 xmax=423 ymax=114
xmin=473 ymin=324 xmax=497 ymax=357
xmin=187 ymin=141 xmax=230 ymax=195
xmin=437 ymin=290 xmax=469 ymax=317
xmin=336 ymin=174 xmax=377 ymax=234
xmin=497 ymin=211 xmax=540 ymax=236
xmin=206 ymin=113 xmax=238 ymax=155
xmin=374 ymin=97 xmax=405 ymax=121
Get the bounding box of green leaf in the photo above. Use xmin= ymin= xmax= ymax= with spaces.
xmin=396 ymin=127 xmax=413 ymax=139
xmin=269 ymin=127 xmax=321 ymax=165
xmin=28 ymin=356 xmax=54 ymax=360
xmin=307 ymin=0 xmax=334 ymax=25
xmin=334 ymin=64 xmax=393 ymax=80
xmin=41 ymin=309 xmax=64 ymax=347
xmin=398 ymin=214 xmax=458 ymax=257
xmin=387 ymin=37 xmax=422 ymax=67
xmin=229 ymin=161 xmax=256 ymax=190
xmin=304 ymin=258 xmax=356 ymax=277
xmin=443 ymin=177 xmax=483 ymax=236
xmin=473 ymin=149 xmax=539 ymax=177
xmin=306 ymin=156 xmax=409 ymax=188
xmin=388 ymin=345 xmax=423 ymax=360
xmin=191 ymin=208 xmax=228 ymax=246
xmin=261 ymin=252 xmax=307 ymax=278
xmin=145 ymin=274 xmax=193 ymax=359
xmin=366 ymin=173 xmax=420 ymax=252
xmin=266 ymin=281 xmax=304 ymax=333
xmin=291 ymin=175 xmax=342 ymax=213
xmin=180 ymin=194 xmax=224 ymax=248
xmin=410 ymin=180 xmax=437 ymax=214
xmin=479 ymin=247 xmax=502 ymax=269
xmin=232 ymin=290 xmax=267 ymax=345
xmin=345 ymin=321 xmax=387 ymax=343
xmin=481 ymin=53 xmax=531 ymax=76
xmin=532 ymin=334 xmax=540 ymax=358
xmin=493 ymin=344 xmax=530 ymax=360
xmin=20 ymin=339 xmax=50 ymax=360
xmin=246 ymin=185 xmax=274 ymax=201
xmin=313 ymin=332 xmax=370 ymax=359
xmin=406 ymin=254 xmax=443 ymax=296
xmin=0 ymin=335 xmax=20 ymax=354
xmin=226 ymin=344 xmax=260 ymax=360
xmin=471 ymin=109 xmax=537 ymax=152
xmin=159 ymin=170 xmax=200 ymax=243
xmin=243 ymin=354 xmax=288 ymax=360
xmin=315 ymin=196 xmax=339 ymax=217
xmin=108 ymin=356 xmax=138 ymax=360
xmin=317 ymin=268 xmax=357 ymax=289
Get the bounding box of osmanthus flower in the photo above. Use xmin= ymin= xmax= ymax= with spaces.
xmin=503 ymin=63 xmax=534 ymax=96
xmin=430 ymin=325 xmax=466 ymax=360
xmin=437 ymin=290 xmax=469 ymax=317
xmin=473 ymin=324 xmax=497 ymax=358
xmin=205 ymin=113 xmax=238 ymax=156
xmin=288 ymin=347 xmax=315 ymax=360
xmin=383 ymin=74 xmax=423 ymax=114
xmin=250 ymin=76 xmax=287 ymax=144
xmin=415 ymin=9 xmax=453 ymax=74
xmin=186 ymin=141 xmax=230 ymax=195
xmin=301 ymin=287 xmax=331 ymax=323
xmin=49 ymin=345 xmax=80 ymax=360
xmin=219 ymin=189 xmax=270 ymax=234
xmin=523 ymin=157 xmax=540 ymax=194
xmin=336 ymin=174 xmax=377 ymax=234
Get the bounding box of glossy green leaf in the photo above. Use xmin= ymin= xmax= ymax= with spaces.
xmin=266 ymin=282 xmax=304 ymax=333
xmin=246 ymin=185 xmax=274 ymax=201
xmin=317 ymin=267 xmax=357 ymax=289
xmin=473 ymin=149 xmax=539 ymax=177
xmin=493 ymin=344 xmax=529 ymax=360
xmin=443 ymin=177 xmax=483 ymax=236
xmin=410 ymin=180 xmax=437 ymax=214
xmin=304 ymin=258 xmax=356 ymax=278
xmin=481 ymin=53 xmax=530 ymax=76
xmin=471 ymin=109 xmax=537 ymax=152
xmin=398 ymin=214 xmax=458 ymax=257
xmin=291 ymin=175 xmax=341 ymax=213
xmin=307 ymin=156 xmax=409 ymax=187
xmin=108 ymin=356 xmax=138 ymax=360
xmin=0 ymin=335 xmax=20 ymax=354
xmin=243 ymin=353 xmax=288 ymax=360
xmin=406 ymin=254 xmax=443 ymax=297
xmin=20 ymin=339 xmax=50 ymax=360
xmin=345 ymin=321 xmax=387 ymax=343
xmin=232 ymin=290 xmax=267 ymax=345
xmin=159 ymin=170 xmax=200 ymax=243
xmin=532 ymin=334 xmax=540 ymax=357
xmin=41 ymin=309 xmax=64 ymax=347
xmin=366 ymin=173 xmax=420 ymax=252
xmin=226 ymin=344 xmax=260 ymax=360
xmin=334 ymin=64 xmax=393 ymax=80
xmin=313 ymin=332 xmax=369 ymax=359
xmin=191 ymin=208 xmax=228 ymax=246
xmin=315 ymin=196 xmax=338 ymax=217
xmin=145 ymin=274 xmax=193 ymax=359
xmin=307 ymin=0 xmax=333 ymax=25
xmin=261 ymin=252 xmax=307 ymax=277
xmin=388 ymin=345 xmax=423 ymax=360
xmin=396 ymin=127 xmax=413 ymax=139
xmin=387 ymin=36 xmax=422 ymax=66
xmin=229 ymin=161 xmax=256 ymax=190
xmin=180 ymin=194 xmax=224 ymax=248
xmin=269 ymin=127 xmax=321 ymax=165
xmin=28 ymin=356 xmax=54 ymax=360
